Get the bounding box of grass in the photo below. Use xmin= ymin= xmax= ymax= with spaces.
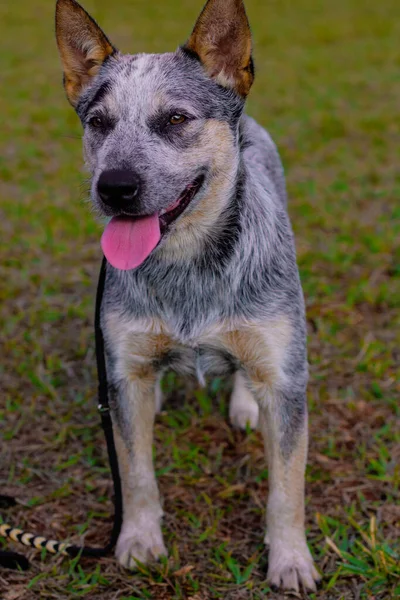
xmin=0 ymin=0 xmax=399 ymax=598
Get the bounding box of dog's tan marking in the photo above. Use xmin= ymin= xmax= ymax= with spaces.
xmin=186 ymin=0 xmax=253 ymax=97
xmin=104 ymin=312 xmax=173 ymax=382
xmin=56 ymin=0 xmax=115 ymax=106
xmin=162 ymin=120 xmax=238 ymax=261
xmin=217 ymin=316 xmax=292 ymax=393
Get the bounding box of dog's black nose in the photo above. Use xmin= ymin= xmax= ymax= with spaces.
xmin=97 ymin=170 xmax=141 ymax=210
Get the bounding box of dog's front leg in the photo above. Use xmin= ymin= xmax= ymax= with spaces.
xmin=110 ymin=373 xmax=167 ymax=569
xmin=222 ymin=322 xmax=320 ymax=592
xmin=258 ymin=388 xmax=320 ymax=592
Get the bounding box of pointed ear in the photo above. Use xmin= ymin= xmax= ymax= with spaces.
xmin=185 ymin=0 xmax=253 ymax=98
xmin=55 ymin=0 xmax=117 ymax=107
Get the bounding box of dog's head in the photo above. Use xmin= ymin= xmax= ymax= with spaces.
xmin=56 ymin=0 xmax=254 ymax=269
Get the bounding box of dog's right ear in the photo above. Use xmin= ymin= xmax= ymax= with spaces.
xmin=55 ymin=0 xmax=116 ymax=107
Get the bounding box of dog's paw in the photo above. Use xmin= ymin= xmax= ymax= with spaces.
xmin=229 ymin=375 xmax=259 ymax=430
xmin=229 ymin=398 xmax=259 ymax=430
xmin=267 ymin=537 xmax=320 ymax=592
xmin=230 ymin=406 xmax=259 ymax=430
xmin=116 ymin=520 xmax=167 ymax=569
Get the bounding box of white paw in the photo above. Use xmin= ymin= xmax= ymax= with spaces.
xmin=230 ymin=406 xmax=259 ymax=430
xmin=229 ymin=372 xmax=259 ymax=430
xmin=116 ymin=517 xmax=167 ymax=569
xmin=229 ymin=396 xmax=259 ymax=430
xmin=267 ymin=536 xmax=320 ymax=592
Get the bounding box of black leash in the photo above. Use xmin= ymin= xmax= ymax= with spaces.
xmin=0 ymin=257 xmax=122 ymax=570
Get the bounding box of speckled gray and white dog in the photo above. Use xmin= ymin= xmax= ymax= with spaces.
xmin=56 ymin=0 xmax=320 ymax=592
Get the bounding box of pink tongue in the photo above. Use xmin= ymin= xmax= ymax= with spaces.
xmin=101 ymin=215 xmax=161 ymax=271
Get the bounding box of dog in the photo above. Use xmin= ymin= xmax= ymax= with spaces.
xmin=55 ymin=0 xmax=320 ymax=592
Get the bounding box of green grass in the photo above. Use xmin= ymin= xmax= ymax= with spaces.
xmin=1 ymin=0 xmax=399 ymax=598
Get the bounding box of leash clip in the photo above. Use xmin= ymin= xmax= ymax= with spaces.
xmin=98 ymin=403 xmax=110 ymax=414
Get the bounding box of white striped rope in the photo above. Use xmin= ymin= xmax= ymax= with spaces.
xmin=0 ymin=523 xmax=72 ymax=555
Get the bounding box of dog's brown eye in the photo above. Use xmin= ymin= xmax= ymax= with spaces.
xmin=89 ymin=116 xmax=104 ymax=128
xmin=169 ymin=114 xmax=186 ymax=125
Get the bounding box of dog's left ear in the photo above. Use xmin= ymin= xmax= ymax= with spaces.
xmin=56 ymin=0 xmax=117 ymax=107
xmin=185 ymin=0 xmax=253 ymax=98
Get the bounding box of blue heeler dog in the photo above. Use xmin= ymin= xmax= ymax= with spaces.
xmin=56 ymin=0 xmax=321 ymax=591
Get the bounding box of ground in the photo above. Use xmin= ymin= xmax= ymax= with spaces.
xmin=0 ymin=0 xmax=399 ymax=598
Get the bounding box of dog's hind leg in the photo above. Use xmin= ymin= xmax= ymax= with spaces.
xmin=229 ymin=370 xmax=259 ymax=430
xmin=110 ymin=373 xmax=167 ymax=569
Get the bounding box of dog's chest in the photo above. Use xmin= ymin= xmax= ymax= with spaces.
xmin=104 ymin=312 xmax=239 ymax=384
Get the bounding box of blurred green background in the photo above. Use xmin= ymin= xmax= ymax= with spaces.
xmin=1 ymin=1 xmax=399 ymax=599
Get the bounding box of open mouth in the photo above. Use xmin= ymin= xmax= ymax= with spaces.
xmin=159 ymin=175 xmax=205 ymax=233
xmin=101 ymin=175 xmax=205 ymax=271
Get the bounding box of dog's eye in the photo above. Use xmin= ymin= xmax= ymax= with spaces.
xmin=169 ymin=114 xmax=186 ymax=125
xmin=89 ymin=116 xmax=104 ymax=128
